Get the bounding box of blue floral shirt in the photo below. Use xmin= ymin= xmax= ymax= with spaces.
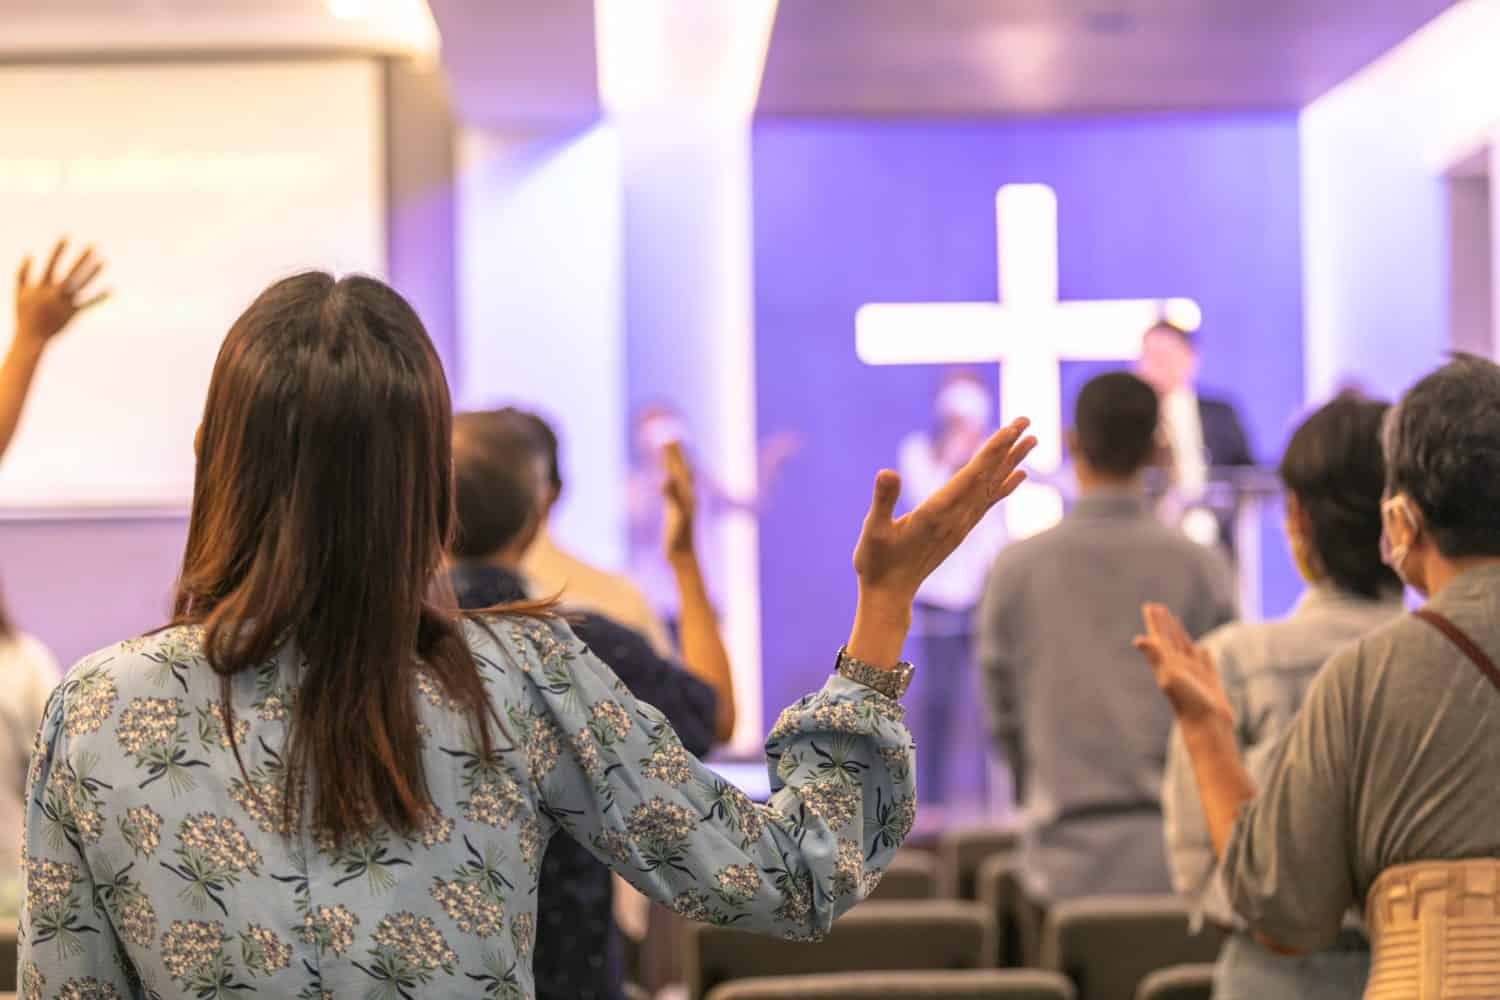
xmin=19 ymin=615 xmax=916 ymax=999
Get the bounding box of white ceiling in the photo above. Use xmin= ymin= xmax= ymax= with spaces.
xmin=427 ymin=0 xmax=600 ymax=127
xmin=0 ymin=0 xmax=1462 ymax=120
xmin=430 ymin=0 xmax=1458 ymax=126
xmin=759 ymin=0 xmax=1461 ymax=115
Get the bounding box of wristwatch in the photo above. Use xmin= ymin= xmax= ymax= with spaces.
xmin=835 ymin=646 xmax=915 ymax=700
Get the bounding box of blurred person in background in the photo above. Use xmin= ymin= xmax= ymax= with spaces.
xmin=625 ymin=402 xmax=800 ymax=634
xmin=1141 ymin=355 xmax=1500 ymax=999
xmin=1162 ymin=393 xmax=1403 ymax=999
xmin=0 ymin=241 xmax=102 ymax=910
xmin=449 ymin=411 xmax=733 ymax=999
xmin=511 ymin=408 xmax=676 ymax=657
xmin=899 ymin=370 xmax=1008 ymax=812
xmin=980 ymin=372 xmax=1235 ymax=910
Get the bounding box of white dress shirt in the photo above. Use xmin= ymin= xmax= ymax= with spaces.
xmin=1161 ymin=386 xmax=1208 ymax=496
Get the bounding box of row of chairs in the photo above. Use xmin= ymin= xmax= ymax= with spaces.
xmin=704 ymin=968 xmax=1216 ymax=1000
xmin=684 ymin=872 xmax=1225 ymax=1000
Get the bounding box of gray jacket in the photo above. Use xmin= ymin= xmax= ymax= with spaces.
xmin=978 ymin=490 xmax=1236 ymax=902
xmin=1222 ymin=564 xmax=1500 ymax=951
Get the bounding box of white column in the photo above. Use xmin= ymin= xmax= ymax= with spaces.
xmin=601 ymin=0 xmax=778 ymax=749
xmin=455 ymin=124 xmax=629 ymax=569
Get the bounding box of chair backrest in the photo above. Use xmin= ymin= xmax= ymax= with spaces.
xmin=704 ymin=969 xmax=1077 ymax=1000
xmin=939 ymin=824 xmax=1020 ymax=898
xmin=869 ymin=849 xmax=939 ymax=901
xmin=0 ymin=919 xmax=15 ymax=993
xmin=684 ymin=900 xmax=997 ymax=999
xmin=1040 ymin=897 xmax=1224 ymax=1000
xmin=1133 ymin=963 xmax=1216 ymax=1000
xmin=976 ymin=852 xmax=1041 ymax=968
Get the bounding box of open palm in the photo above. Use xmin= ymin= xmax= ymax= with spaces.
xmin=15 ymin=239 xmax=108 ymax=347
xmin=1134 ymin=603 xmax=1232 ymax=724
xmin=853 ymin=418 xmax=1036 ymax=601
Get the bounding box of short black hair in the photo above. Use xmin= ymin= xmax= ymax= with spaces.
xmin=1384 ymin=353 xmax=1500 ymax=559
xmin=1279 ymin=393 xmax=1399 ymax=598
xmin=1073 ymin=372 xmax=1160 ymax=477
xmin=449 ymin=411 xmax=547 ymax=559
xmin=497 ymin=407 xmax=562 ymax=495
xmin=1144 ymin=320 xmax=1196 ymax=350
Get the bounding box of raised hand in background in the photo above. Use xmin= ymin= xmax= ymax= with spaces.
xmin=2 ymin=239 xmax=109 ymax=459
xmin=661 ymin=440 xmax=737 ymax=743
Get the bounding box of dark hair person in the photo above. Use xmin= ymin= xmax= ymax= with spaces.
xmin=1161 ymin=394 xmax=1403 ymax=1000
xmin=1141 ymin=355 xmax=1500 ymax=998
xmin=1072 ymin=370 xmax=1162 ymax=477
xmin=447 ymin=409 xmax=728 ymax=1000
xmin=979 ymin=371 xmax=1235 ymax=911
xmin=19 ymin=269 xmax=1036 ymax=997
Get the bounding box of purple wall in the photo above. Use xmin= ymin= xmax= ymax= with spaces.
xmin=751 ymin=113 xmax=1305 ymax=713
xmin=0 ymin=514 xmax=187 ymax=671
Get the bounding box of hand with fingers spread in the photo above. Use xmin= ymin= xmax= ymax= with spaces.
xmin=847 ymin=417 xmax=1037 ymax=668
xmin=1 ymin=239 xmax=110 ymax=461
xmin=1134 ymin=602 xmax=1233 ymax=726
xmin=15 ymin=238 xmax=109 ymax=350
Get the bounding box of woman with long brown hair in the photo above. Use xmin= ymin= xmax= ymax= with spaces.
xmin=18 ymin=269 xmax=1036 ymax=998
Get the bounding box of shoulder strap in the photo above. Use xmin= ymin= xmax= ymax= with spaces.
xmin=1413 ymin=608 xmax=1500 ymax=695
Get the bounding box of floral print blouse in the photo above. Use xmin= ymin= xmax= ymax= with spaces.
xmin=19 ymin=615 xmax=916 ymax=999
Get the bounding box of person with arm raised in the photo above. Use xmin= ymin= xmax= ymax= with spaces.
xmin=18 ymin=269 xmax=1036 ymax=998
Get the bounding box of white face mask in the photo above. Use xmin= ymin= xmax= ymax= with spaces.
xmin=1380 ymin=494 xmax=1419 ymax=591
xmin=639 ymin=416 xmax=684 ymax=455
xmin=936 ymin=380 xmax=993 ymax=428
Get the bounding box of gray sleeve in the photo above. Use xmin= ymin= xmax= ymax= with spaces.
xmin=976 ymin=558 xmax=1025 ymax=789
xmin=1164 ymin=630 xmax=1249 ymax=926
xmin=1162 ymin=725 xmax=1213 ymax=900
xmin=1221 ymin=645 xmax=1359 ymax=951
xmin=1205 ymin=547 xmax=1239 ymax=631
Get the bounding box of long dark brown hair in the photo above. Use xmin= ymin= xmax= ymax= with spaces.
xmin=173 ymin=272 xmax=498 ymax=842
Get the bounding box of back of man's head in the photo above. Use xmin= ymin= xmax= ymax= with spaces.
xmin=1074 ymin=372 xmax=1160 ymax=479
xmin=494 ymin=407 xmax=562 ymax=498
xmin=450 ymin=411 xmax=550 ymax=560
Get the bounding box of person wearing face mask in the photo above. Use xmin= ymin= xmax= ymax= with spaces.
xmin=1160 ymin=393 xmax=1404 ymax=999
xmin=625 ymin=403 xmax=801 ymax=636
xmin=899 ymin=370 xmax=1010 ymax=813
xmin=1137 ymin=354 xmax=1500 ymax=999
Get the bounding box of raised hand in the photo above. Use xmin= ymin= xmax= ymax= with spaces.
xmin=1133 ymin=603 xmax=1232 ymax=725
xmin=854 ymin=417 xmax=1035 ymax=602
xmin=15 ymin=239 xmax=109 ymax=349
xmin=845 ymin=418 xmax=1036 ymax=669
xmin=661 ymin=440 xmax=697 ymax=562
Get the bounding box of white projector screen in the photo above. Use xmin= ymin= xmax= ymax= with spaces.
xmin=0 ymin=59 xmax=386 ymax=507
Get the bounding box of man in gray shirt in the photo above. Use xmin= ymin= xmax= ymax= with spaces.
xmin=978 ymin=372 xmax=1236 ymax=903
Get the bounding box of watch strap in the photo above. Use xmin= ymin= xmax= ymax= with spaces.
xmin=835 ymin=646 xmax=914 ymax=699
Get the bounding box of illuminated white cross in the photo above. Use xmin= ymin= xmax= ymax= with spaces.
xmin=856 ymin=183 xmax=1201 ymax=537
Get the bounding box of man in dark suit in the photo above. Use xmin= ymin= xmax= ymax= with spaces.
xmin=1138 ymin=321 xmax=1254 ymax=548
xmin=1138 ymin=320 xmax=1254 ymax=469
